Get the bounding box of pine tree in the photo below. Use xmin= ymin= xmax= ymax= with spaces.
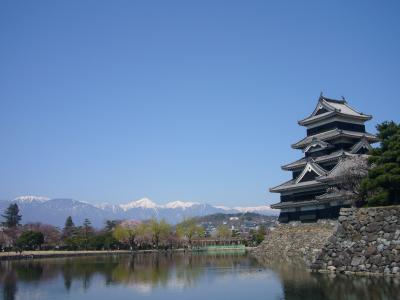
xmin=62 ymin=216 xmax=75 ymax=238
xmin=82 ymin=218 xmax=93 ymax=250
xmin=361 ymin=121 xmax=400 ymax=206
xmin=1 ymin=203 xmax=22 ymax=228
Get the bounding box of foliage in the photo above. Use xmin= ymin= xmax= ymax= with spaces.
xmin=249 ymin=225 xmax=266 ymax=246
xmin=149 ymin=219 xmax=171 ymax=249
xmin=16 ymin=230 xmax=44 ymax=250
xmin=361 ymin=121 xmax=400 ymax=206
xmin=63 ymin=235 xmax=84 ymax=250
xmin=82 ymin=219 xmax=94 ymax=250
xmin=62 ymin=216 xmax=76 ymax=238
xmin=1 ymin=203 xmax=22 ymax=228
xmin=135 ymin=222 xmax=151 ymax=248
xmin=113 ymin=221 xmax=141 ymax=250
xmin=88 ymin=231 xmax=119 ymax=250
xmin=176 ymin=219 xmax=205 ymax=246
xmin=0 ymin=210 xmax=270 ymax=251
xmin=23 ymin=223 xmax=61 ymax=248
xmin=215 ymin=225 xmax=231 ymax=239
xmin=105 ymin=220 xmax=118 ymax=232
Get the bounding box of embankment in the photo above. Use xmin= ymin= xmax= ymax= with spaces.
xmin=251 ymin=221 xmax=336 ymax=266
xmin=252 ymin=206 xmax=400 ymax=276
xmin=312 ymin=206 xmax=400 ymax=275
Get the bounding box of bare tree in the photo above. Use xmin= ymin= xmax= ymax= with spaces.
xmin=0 ymin=230 xmax=6 ymax=250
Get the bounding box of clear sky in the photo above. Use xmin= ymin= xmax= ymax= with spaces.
xmin=0 ymin=0 xmax=399 ymax=206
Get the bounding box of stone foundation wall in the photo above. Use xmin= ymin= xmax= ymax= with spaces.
xmin=312 ymin=206 xmax=400 ymax=275
xmin=251 ymin=221 xmax=337 ymax=266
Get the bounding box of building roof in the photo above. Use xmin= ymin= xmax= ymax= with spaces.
xmin=271 ymin=199 xmax=319 ymax=209
xmin=271 ymin=190 xmax=353 ymax=209
xmin=316 ymin=155 xmax=368 ymax=182
xmin=291 ymin=129 xmax=378 ymax=149
xmin=271 ymin=158 xmax=331 ymax=193
xmin=270 ymin=177 xmax=326 ymax=193
xmin=303 ymin=138 xmax=333 ymax=153
xmin=294 ymin=160 xmax=327 ymax=184
xmin=281 ymin=150 xmax=352 ymax=171
xmin=315 ymin=189 xmax=353 ymax=201
xmin=350 ymin=137 xmax=374 ymax=154
xmin=298 ymin=95 xmax=372 ymax=126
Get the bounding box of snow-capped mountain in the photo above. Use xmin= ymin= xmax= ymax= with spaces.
xmin=13 ymin=195 xmax=50 ymax=203
xmin=233 ymin=205 xmax=276 ymax=214
xmin=120 ymin=198 xmax=158 ymax=211
xmin=163 ymin=201 xmax=199 ymax=209
xmin=0 ymin=196 xmax=278 ymax=228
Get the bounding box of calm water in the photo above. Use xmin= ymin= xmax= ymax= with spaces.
xmin=1 ymin=252 xmax=399 ymax=300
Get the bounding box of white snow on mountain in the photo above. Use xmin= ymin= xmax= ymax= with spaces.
xmin=214 ymin=205 xmax=232 ymax=211
xmin=163 ymin=201 xmax=199 ymax=209
xmin=233 ymin=205 xmax=277 ymax=214
xmin=120 ymin=198 xmax=158 ymax=211
xmin=13 ymin=195 xmax=50 ymax=203
xmin=95 ymin=203 xmax=122 ymax=213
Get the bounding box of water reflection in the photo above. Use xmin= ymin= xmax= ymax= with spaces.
xmin=0 ymin=253 xmax=256 ymax=298
xmin=256 ymin=257 xmax=400 ymax=300
xmin=0 ymin=252 xmax=399 ymax=300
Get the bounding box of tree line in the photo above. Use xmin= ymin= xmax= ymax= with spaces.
xmin=0 ymin=205 xmax=265 ymax=252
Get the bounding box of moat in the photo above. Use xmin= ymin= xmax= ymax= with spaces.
xmin=1 ymin=252 xmax=399 ymax=300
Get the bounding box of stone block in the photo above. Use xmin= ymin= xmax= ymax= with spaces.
xmin=365 ymin=245 xmax=377 ymax=257
xmin=383 ymin=224 xmax=396 ymax=233
xmin=351 ymin=256 xmax=365 ymax=266
xmin=327 ymin=266 xmax=336 ymax=272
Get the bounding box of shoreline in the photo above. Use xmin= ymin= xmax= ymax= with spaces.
xmin=0 ymin=247 xmax=253 ymax=261
xmin=310 ymin=268 xmax=400 ymax=277
xmin=0 ymin=250 xmax=156 ymax=261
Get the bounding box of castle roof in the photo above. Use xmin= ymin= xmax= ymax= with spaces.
xmin=316 ymin=155 xmax=368 ymax=183
xmin=271 ymin=199 xmax=319 ymax=209
xmin=270 ymin=160 xmax=328 ymax=193
xmin=269 ymin=178 xmax=326 ymax=193
xmin=291 ymin=129 xmax=378 ymax=149
xmin=303 ymin=138 xmax=333 ymax=153
xmin=315 ymin=189 xmax=354 ymax=201
xmin=298 ymin=95 xmax=372 ymax=126
xmin=350 ymin=137 xmax=374 ymax=154
xmin=281 ymin=150 xmax=352 ymax=171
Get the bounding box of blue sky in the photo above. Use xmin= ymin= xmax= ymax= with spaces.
xmin=0 ymin=0 xmax=399 ymax=206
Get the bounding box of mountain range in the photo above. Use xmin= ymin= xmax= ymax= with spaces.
xmin=0 ymin=196 xmax=278 ymax=228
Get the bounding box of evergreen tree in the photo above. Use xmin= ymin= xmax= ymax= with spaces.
xmin=361 ymin=121 xmax=400 ymax=206
xmin=15 ymin=230 xmax=44 ymax=250
xmin=1 ymin=203 xmax=22 ymax=228
xmin=62 ymin=216 xmax=75 ymax=238
xmin=105 ymin=220 xmax=118 ymax=232
xmin=82 ymin=218 xmax=93 ymax=250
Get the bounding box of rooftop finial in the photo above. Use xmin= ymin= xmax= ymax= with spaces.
xmin=341 ymin=96 xmax=346 ymax=103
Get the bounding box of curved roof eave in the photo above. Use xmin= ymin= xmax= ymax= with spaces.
xmin=298 ymin=111 xmax=372 ymax=126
